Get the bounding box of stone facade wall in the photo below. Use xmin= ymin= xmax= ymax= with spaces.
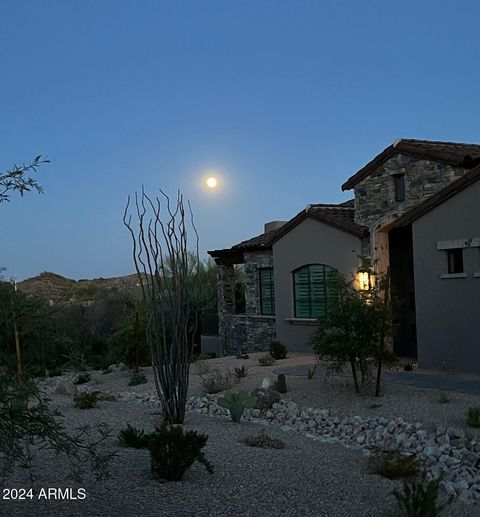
xmin=217 ymin=264 xmax=235 ymax=355
xmin=354 ymin=153 xmax=468 ymax=230
xmin=217 ymin=251 xmax=277 ymax=356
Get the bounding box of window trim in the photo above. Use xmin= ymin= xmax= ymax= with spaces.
xmin=258 ymin=267 xmax=275 ymax=316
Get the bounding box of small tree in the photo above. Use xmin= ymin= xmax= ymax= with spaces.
xmin=311 ymin=267 xmax=394 ymax=396
xmin=123 ymin=188 xmax=200 ymax=424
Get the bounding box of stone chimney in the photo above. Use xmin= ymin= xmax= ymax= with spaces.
xmin=264 ymin=221 xmax=287 ymax=233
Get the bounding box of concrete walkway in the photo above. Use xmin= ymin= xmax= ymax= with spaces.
xmin=274 ymin=365 xmax=480 ymax=396
xmin=383 ymin=370 xmax=480 ymax=396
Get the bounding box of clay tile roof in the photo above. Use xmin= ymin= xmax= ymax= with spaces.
xmin=265 ymin=202 xmax=368 ymax=246
xmin=207 ymin=200 xmax=367 ymax=260
xmin=342 ymin=139 xmax=480 ymax=191
xmin=207 ymin=228 xmax=281 ymax=258
xmin=386 ymin=165 xmax=480 ymax=230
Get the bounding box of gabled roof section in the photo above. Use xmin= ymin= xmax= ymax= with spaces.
xmin=387 ymin=165 xmax=480 ymax=230
xmin=265 ymin=201 xmax=368 ymax=246
xmin=342 ymin=139 xmax=480 ymax=191
xmin=207 ymin=228 xmax=281 ymax=261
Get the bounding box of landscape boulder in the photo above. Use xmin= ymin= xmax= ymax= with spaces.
xmin=253 ymin=388 xmax=280 ymax=410
xmin=54 ymin=380 xmax=77 ymax=396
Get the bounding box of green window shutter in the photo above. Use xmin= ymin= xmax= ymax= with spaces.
xmin=294 ymin=264 xmax=338 ymax=318
xmin=259 ymin=268 xmax=275 ymax=315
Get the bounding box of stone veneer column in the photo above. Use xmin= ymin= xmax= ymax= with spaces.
xmin=217 ymin=264 xmax=235 ymax=355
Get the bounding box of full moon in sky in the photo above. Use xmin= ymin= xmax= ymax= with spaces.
xmin=206 ymin=176 xmax=218 ymax=188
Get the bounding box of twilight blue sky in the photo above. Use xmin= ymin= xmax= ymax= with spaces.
xmin=2 ymin=0 xmax=480 ymax=280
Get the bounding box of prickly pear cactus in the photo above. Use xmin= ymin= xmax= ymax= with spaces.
xmin=217 ymin=391 xmax=257 ymax=422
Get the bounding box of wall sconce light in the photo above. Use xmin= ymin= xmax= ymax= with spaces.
xmin=357 ymin=270 xmax=375 ymax=290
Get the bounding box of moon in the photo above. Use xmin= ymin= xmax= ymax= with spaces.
xmin=206 ymin=176 xmax=218 ymax=189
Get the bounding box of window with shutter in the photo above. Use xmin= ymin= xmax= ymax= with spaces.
xmin=293 ymin=264 xmax=337 ymax=318
xmin=259 ymin=268 xmax=275 ymax=315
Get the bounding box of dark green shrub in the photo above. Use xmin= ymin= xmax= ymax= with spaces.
xmin=258 ymin=354 xmax=275 ymax=367
xmin=148 ymin=425 xmax=213 ymax=481
xmin=242 ymin=431 xmax=285 ymax=449
xmin=269 ymin=340 xmax=288 ymax=360
xmin=128 ymin=372 xmax=147 ymax=386
xmin=233 ymin=366 xmax=248 ymax=379
xmin=437 ymin=391 xmax=450 ymax=404
xmin=73 ymin=372 xmax=91 ymax=385
xmin=393 ymin=477 xmax=451 ymax=517
xmin=217 ymin=391 xmax=257 ymax=422
xmin=369 ymin=450 xmax=420 ymax=480
xmin=276 ymin=374 xmax=287 ymax=393
xmin=467 ymin=407 xmax=480 ymax=428
xmin=118 ymin=424 xmax=150 ymax=448
xmin=73 ymin=391 xmax=98 ymax=409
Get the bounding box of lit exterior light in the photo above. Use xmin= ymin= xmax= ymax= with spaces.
xmin=357 ymin=270 xmax=375 ymax=290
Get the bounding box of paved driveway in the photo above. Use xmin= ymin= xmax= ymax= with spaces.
xmin=383 ymin=370 xmax=480 ymax=396
xmin=275 ymin=365 xmax=480 ymax=396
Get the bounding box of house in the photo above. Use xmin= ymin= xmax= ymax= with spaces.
xmin=207 ymin=139 xmax=480 ymax=373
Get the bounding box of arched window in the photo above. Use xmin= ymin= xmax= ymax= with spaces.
xmin=293 ymin=264 xmax=337 ymax=318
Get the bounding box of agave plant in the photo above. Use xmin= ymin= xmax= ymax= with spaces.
xmin=217 ymin=391 xmax=257 ymax=422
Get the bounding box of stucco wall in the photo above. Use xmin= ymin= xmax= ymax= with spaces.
xmin=272 ymin=217 xmax=362 ymax=352
xmin=412 ymin=179 xmax=480 ymax=373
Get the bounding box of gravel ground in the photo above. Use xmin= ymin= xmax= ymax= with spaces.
xmin=73 ymin=353 xmax=480 ymax=431
xmin=2 ymin=396 xmax=478 ymax=517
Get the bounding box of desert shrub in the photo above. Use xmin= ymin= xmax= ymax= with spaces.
xmin=437 ymin=391 xmax=450 ymax=404
xmin=73 ymin=372 xmax=91 ymax=385
xmin=307 ymin=364 xmax=317 ymax=379
xmin=118 ymin=425 xmax=150 ymax=449
xmin=191 ymin=360 xmax=212 ymax=376
xmin=128 ymin=372 xmax=147 ymax=386
xmin=369 ymin=450 xmax=420 ymax=480
xmin=393 ymin=476 xmax=451 ymax=517
xmin=269 ymin=340 xmax=288 ymax=360
xmin=73 ymin=391 xmax=98 ymax=409
xmin=242 ymin=431 xmax=285 ymax=449
xmin=201 ymin=369 xmax=236 ymax=394
xmin=194 ymin=352 xmax=216 ymax=360
xmin=233 ymin=365 xmax=248 ymax=379
xmin=148 ymin=425 xmax=213 ymax=481
xmin=217 ymin=391 xmax=257 ymax=422
xmin=467 ymin=407 xmax=480 ymax=428
xmin=258 ymin=354 xmax=275 ymax=367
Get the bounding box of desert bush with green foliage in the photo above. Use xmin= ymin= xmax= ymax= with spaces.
xmin=217 ymin=390 xmax=257 ymax=422
xmin=270 ymin=339 xmax=288 ymax=359
xmin=258 ymin=354 xmax=275 ymax=367
xmin=269 ymin=340 xmax=288 ymax=360
xmin=73 ymin=391 xmax=99 ymax=409
xmin=147 ymin=425 xmax=213 ymax=481
xmin=393 ymin=476 xmax=451 ymax=517
xmin=233 ymin=365 xmax=248 ymax=379
xmin=369 ymin=449 xmax=420 ymax=480
xmin=118 ymin=424 xmax=150 ymax=449
xmin=437 ymin=391 xmax=450 ymax=404
xmin=311 ymin=266 xmax=394 ymax=396
xmin=191 ymin=360 xmax=212 ymax=376
xmin=467 ymin=407 xmax=480 ymax=428
xmin=201 ymin=368 xmax=236 ymax=394
xmin=73 ymin=372 xmax=91 ymax=385
xmin=128 ymin=372 xmax=147 ymax=386
xmin=242 ymin=430 xmax=285 ymax=449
